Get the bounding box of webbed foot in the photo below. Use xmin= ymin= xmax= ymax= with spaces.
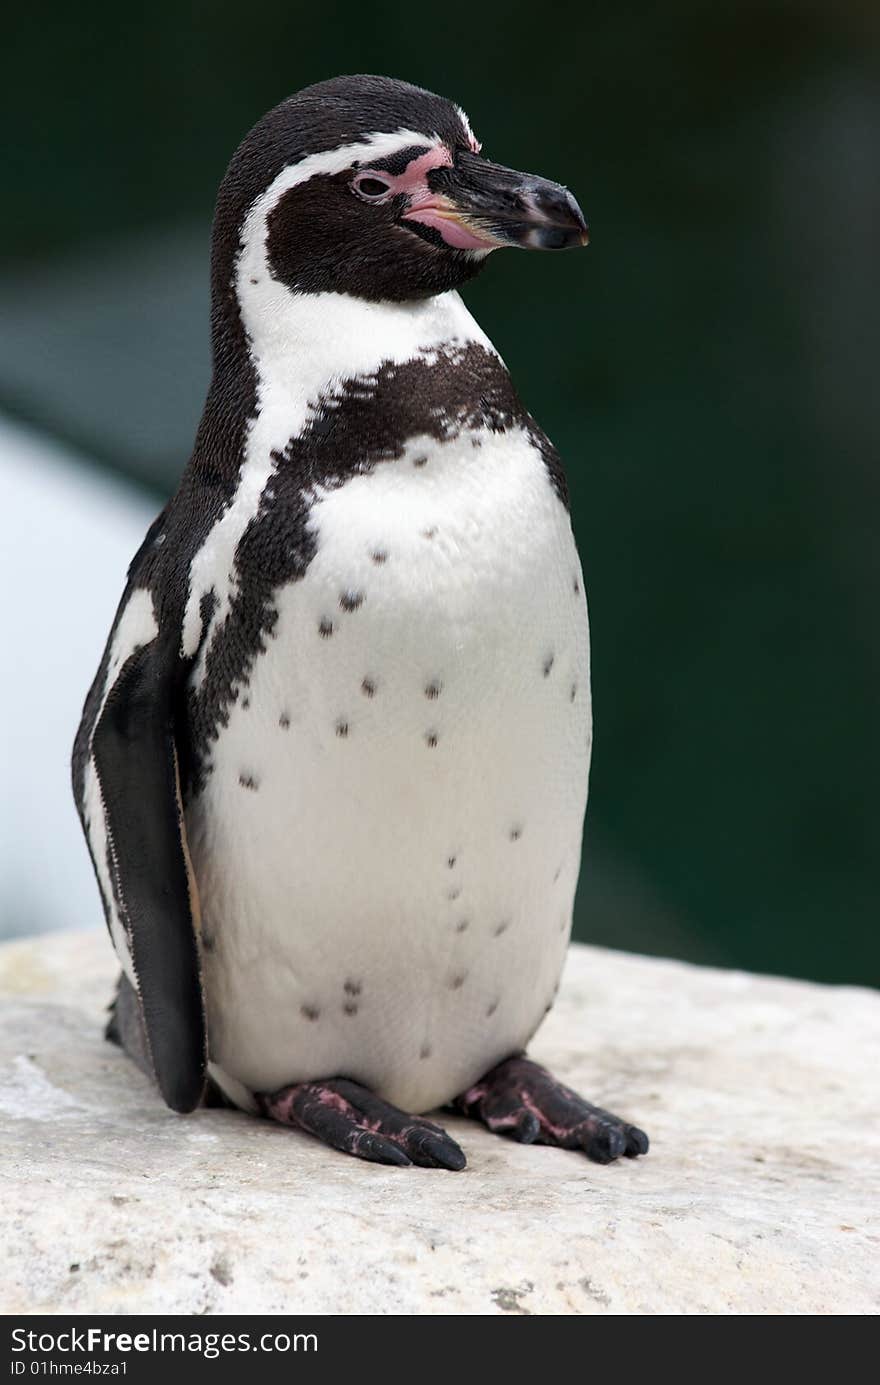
xmin=258 ymin=1077 xmax=466 ymax=1170
xmin=454 ymin=1055 xmax=649 ymax=1164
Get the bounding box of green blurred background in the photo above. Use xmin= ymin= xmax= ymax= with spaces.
xmin=2 ymin=1 xmax=877 ymax=984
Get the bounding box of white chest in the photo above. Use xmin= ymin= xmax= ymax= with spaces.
xmin=186 ymin=419 xmax=590 ymax=1113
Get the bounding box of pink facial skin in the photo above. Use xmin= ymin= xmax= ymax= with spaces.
xmin=404 ymin=201 xmax=500 ymax=251
xmin=358 ymin=142 xmax=501 ymax=252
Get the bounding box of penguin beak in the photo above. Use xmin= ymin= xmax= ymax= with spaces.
xmin=403 ymin=150 xmax=589 ymax=252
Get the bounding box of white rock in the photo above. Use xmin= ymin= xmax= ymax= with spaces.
xmin=0 ymin=931 xmax=877 ymax=1315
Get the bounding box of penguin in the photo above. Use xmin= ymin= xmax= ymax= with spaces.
xmin=72 ymin=75 xmax=648 ymax=1170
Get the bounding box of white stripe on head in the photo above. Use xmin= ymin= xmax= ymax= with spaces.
xmin=454 ymin=105 xmax=481 ymax=153
xmin=236 ymin=128 xmax=445 ymax=318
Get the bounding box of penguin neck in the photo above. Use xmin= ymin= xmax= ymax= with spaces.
xmin=204 ymin=274 xmax=495 ymax=487
xmin=243 ymin=282 xmax=494 ymax=431
xmin=196 ymin=272 xmax=498 ymax=490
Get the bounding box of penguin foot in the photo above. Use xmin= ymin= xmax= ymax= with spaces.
xmin=258 ymin=1078 xmax=467 ymax=1170
xmin=454 ymin=1055 xmax=649 ymax=1164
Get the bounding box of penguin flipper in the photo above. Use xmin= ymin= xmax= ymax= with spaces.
xmin=92 ymin=633 xmax=206 ymax=1114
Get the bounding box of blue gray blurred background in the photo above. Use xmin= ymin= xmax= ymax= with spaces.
xmin=2 ymin=1 xmax=877 ymax=984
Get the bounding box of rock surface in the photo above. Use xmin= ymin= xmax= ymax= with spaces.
xmin=0 ymin=930 xmax=877 ymax=1316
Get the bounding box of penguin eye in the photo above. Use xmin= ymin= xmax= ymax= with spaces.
xmin=352 ymin=173 xmax=393 ymax=202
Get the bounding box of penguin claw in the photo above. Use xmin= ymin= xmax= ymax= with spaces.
xmin=624 ymin=1125 xmax=650 ymax=1157
xmin=580 ymin=1123 xmax=626 ymax=1164
xmin=258 ymin=1077 xmax=466 ymax=1170
xmin=407 ymin=1130 xmax=467 ymax=1171
xmin=453 ymin=1055 xmax=649 ymax=1165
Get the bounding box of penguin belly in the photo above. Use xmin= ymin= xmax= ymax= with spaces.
xmin=186 ymin=428 xmax=591 ymax=1113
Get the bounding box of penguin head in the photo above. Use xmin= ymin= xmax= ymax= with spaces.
xmin=215 ymin=75 xmax=588 ymax=310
